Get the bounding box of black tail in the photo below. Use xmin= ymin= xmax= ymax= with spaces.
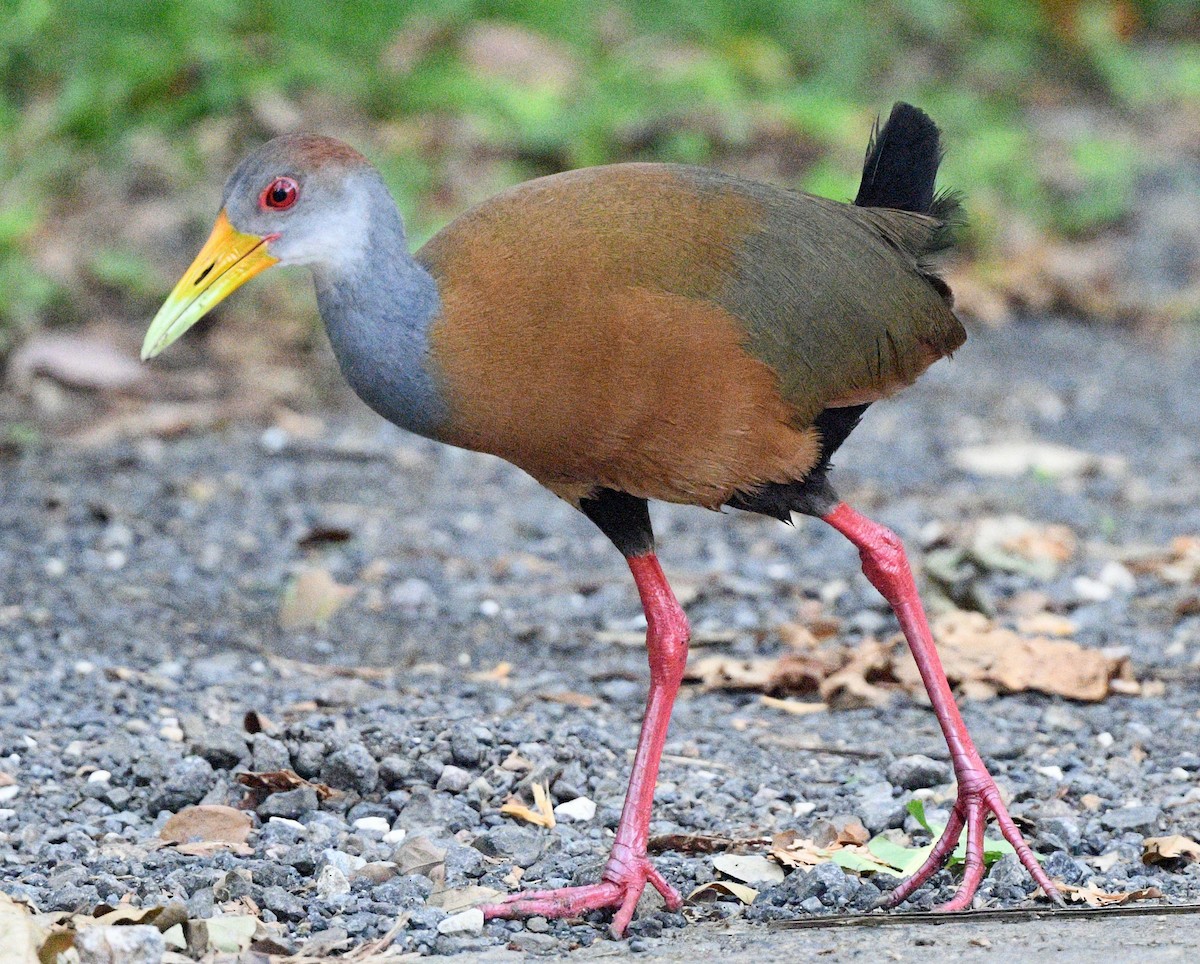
xmin=855 ymin=102 xmax=961 ymax=253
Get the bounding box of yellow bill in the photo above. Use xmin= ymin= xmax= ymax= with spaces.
xmin=141 ymin=211 xmax=279 ymax=360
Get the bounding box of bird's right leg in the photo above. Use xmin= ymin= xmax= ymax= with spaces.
xmin=481 ymin=491 xmax=685 ymax=938
xmin=797 ymin=483 xmax=1062 ymax=910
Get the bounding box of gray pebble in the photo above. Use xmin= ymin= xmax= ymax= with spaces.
xmin=321 ymin=743 xmax=379 ymax=794
xmin=886 ymin=754 xmax=950 ymax=790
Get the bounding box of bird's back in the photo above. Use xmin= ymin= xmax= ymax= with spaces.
xmin=418 ymin=154 xmax=962 ymax=507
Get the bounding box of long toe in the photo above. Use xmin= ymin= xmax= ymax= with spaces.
xmin=480 ymin=857 xmax=679 ymax=938
xmin=890 ymin=778 xmax=1062 ymax=911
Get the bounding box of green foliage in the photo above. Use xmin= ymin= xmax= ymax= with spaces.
xmin=1 ymin=0 xmax=1197 ymax=342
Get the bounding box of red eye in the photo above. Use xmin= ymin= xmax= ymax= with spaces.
xmin=260 ymin=177 xmax=299 ymax=210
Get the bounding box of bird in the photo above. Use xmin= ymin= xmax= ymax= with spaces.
xmin=142 ymin=102 xmax=1061 ymax=936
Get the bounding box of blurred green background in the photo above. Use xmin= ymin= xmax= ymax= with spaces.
xmin=1 ymin=0 xmax=1198 ymax=360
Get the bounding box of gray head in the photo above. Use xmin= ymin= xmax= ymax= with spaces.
xmin=142 ymin=134 xmax=401 ymax=359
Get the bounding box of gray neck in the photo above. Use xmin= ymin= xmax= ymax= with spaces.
xmin=313 ymin=180 xmax=447 ymax=439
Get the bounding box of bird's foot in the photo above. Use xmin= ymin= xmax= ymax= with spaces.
xmin=480 ymin=853 xmax=682 ymax=938
xmin=886 ymin=760 xmax=1064 ymax=911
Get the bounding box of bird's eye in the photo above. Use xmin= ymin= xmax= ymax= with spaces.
xmin=260 ymin=177 xmax=299 ymax=211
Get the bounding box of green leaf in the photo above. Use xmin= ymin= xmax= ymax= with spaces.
xmin=830 ymin=846 xmax=905 ymax=878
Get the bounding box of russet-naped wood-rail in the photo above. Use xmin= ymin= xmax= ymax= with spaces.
xmin=143 ymin=103 xmax=1061 ymax=935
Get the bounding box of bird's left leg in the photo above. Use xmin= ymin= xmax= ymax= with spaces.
xmin=817 ymin=498 xmax=1062 ymax=910
xmin=482 ymin=492 xmax=685 ymax=937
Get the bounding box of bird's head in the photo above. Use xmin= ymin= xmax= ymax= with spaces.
xmin=141 ymin=134 xmax=380 ymax=360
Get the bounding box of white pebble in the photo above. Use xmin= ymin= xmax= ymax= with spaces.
xmin=1073 ymin=576 xmax=1113 ymax=602
xmin=553 ymin=796 xmax=596 ymax=822
xmin=44 ymin=558 xmax=66 ymax=577
xmin=1036 ymin=765 xmax=1065 ymax=781
xmin=159 ymin=725 xmax=185 ymax=742
xmin=316 ymin=865 xmax=351 ymax=899
xmin=1098 ymin=560 xmax=1136 ymax=593
xmin=74 ymin=660 xmax=96 ymax=675
xmin=1170 ymin=768 xmax=1190 ymax=781
xmin=87 ymin=770 xmax=112 ymax=784
xmin=437 ymin=908 xmax=484 ymax=936
xmin=382 ymin=828 xmax=407 ymax=845
xmin=479 ymin=599 xmax=501 ymax=617
xmin=268 ymin=817 xmax=306 ymax=832
xmin=1097 ymin=732 xmax=1115 ymax=748
xmin=352 ymin=816 xmax=390 ymax=836
xmin=0 ymin=785 xmax=19 ymax=803
xmin=0 ymin=809 xmax=15 ymax=820
xmin=104 ymin=549 xmax=127 ymax=570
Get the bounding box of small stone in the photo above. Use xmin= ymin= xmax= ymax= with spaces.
xmin=0 ymin=785 xmax=19 ymax=803
xmin=149 ymin=756 xmax=213 ymax=812
xmin=437 ymin=908 xmax=484 ymax=936
xmin=257 ymin=786 xmax=319 ymax=820
xmin=353 ymin=816 xmax=391 ymax=837
xmin=1096 ymin=732 xmax=1115 ymax=749
xmin=261 ymin=885 xmax=307 ymax=921
xmin=87 ymin=770 xmax=112 ymax=784
xmin=473 ymin=825 xmax=545 ymax=868
xmin=1036 ymin=765 xmax=1065 ymax=781
xmin=317 ymin=865 xmax=351 ymax=899
xmin=354 ymin=861 xmax=399 ymax=885
xmin=553 ymin=796 xmax=596 ymax=822
xmin=383 ymin=828 xmax=407 ymax=845
xmin=189 ymin=727 xmax=248 ymax=769
xmin=251 ymin=734 xmax=291 ymax=772
xmin=525 ymin=916 xmax=550 ymax=933
xmin=320 ymin=849 xmax=368 ymax=877
xmin=436 ymin=765 xmax=472 ymax=793
xmin=1100 ymin=805 xmax=1161 ymax=834
xmin=886 ymin=755 xmax=950 ymax=790
xmin=321 ymin=743 xmax=379 ymax=794
xmin=75 ymin=924 xmax=164 ymax=964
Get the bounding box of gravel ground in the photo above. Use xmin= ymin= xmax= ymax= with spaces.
xmin=1 ymin=319 xmax=1200 ymax=958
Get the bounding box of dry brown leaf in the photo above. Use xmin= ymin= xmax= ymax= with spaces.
xmin=278 ymin=568 xmax=356 ymax=630
xmin=769 ymin=830 xmax=841 ymax=870
xmin=1053 ymin=882 xmax=1163 ymax=907
xmin=0 ymin=891 xmax=47 ymax=964
xmin=0 ymin=771 xmax=14 ymax=787
xmin=236 ymin=769 xmax=335 ymax=808
xmin=1015 ymin=613 xmax=1078 ymax=637
xmin=499 ymin=781 xmax=556 ymax=829
xmin=426 ymin=886 xmax=501 ymax=912
xmin=467 ymin=662 xmax=512 ymax=683
xmin=759 ymin=695 xmax=827 ymax=716
xmin=10 ymin=332 xmax=147 ymax=393
xmin=159 ymin=805 xmax=253 ymax=856
xmin=648 ymin=832 xmax=761 ymax=855
xmin=687 ymin=880 xmax=758 ymax=905
xmin=540 ymin=690 xmax=600 ymax=709
xmin=915 ymin=610 xmax=1132 ymax=702
xmin=819 ymin=640 xmax=895 ymax=709
xmin=1143 ymin=834 xmax=1200 ymax=864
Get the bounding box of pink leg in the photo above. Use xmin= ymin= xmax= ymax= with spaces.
xmin=822 ymin=503 xmax=1063 ymax=910
xmin=481 ymin=553 xmax=687 ymax=937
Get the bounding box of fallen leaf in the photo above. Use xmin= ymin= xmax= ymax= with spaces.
xmin=1053 ymin=883 xmax=1164 ymax=907
xmin=1143 ymin=834 xmax=1200 ymax=865
xmin=9 ymin=332 xmax=146 ymax=392
xmin=917 ymin=610 xmax=1131 ymax=702
xmin=650 ymin=832 xmax=761 ymax=855
xmin=712 ymin=854 xmax=785 ymax=886
xmin=236 ymin=769 xmax=335 ymax=808
xmin=0 ymin=772 xmax=13 ymax=787
xmin=759 ymin=695 xmax=827 ymax=715
xmin=395 ymin=836 xmax=446 ymax=878
xmin=278 ymin=567 xmax=356 ymax=630
xmin=540 ymin=690 xmax=600 ymax=709
xmin=195 ymin=914 xmax=258 ymax=953
xmin=687 ymin=880 xmax=758 ymax=905
xmin=951 ymin=441 xmax=1111 ymax=479
xmin=0 ymin=891 xmax=46 ymax=964
xmin=427 ymin=886 xmax=501 ymax=912
xmin=467 ymin=662 xmax=512 ymax=683
xmin=159 ymin=805 xmax=253 ymax=856
xmin=499 ymin=781 xmax=556 ymax=829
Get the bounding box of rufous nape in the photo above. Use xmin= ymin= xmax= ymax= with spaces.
xmin=143 ymin=103 xmax=1062 ymax=936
